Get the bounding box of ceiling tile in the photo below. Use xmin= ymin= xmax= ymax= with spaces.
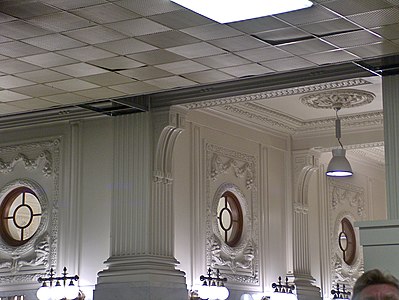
xmin=11 ymin=98 xmax=58 ymax=110
xmin=323 ymin=30 xmax=382 ymax=48
xmin=0 ymin=20 xmax=51 ymax=39
xmin=0 ymin=35 xmax=12 ymax=43
xmin=235 ymin=47 xmax=293 ymax=62
xmin=41 ymin=0 xmax=107 ymax=10
xmin=17 ymin=69 xmax=72 ymax=83
xmin=72 ymin=3 xmax=139 ymax=24
xmin=74 ymin=87 xmax=125 ymax=99
xmin=51 ymin=63 xmax=109 ymax=77
xmin=144 ymin=76 xmax=197 ymax=89
xmin=276 ymin=4 xmax=340 ymax=25
xmin=81 ymin=72 xmax=134 ymax=86
xmin=278 ymin=39 xmax=337 ymax=55
xmin=346 ymin=41 xmax=399 ymax=58
xmin=194 ymin=54 xmax=250 ymax=68
xmin=0 ymin=2 xmax=60 ymax=19
xmin=118 ymin=66 xmax=173 ymax=80
xmin=109 ymin=81 xmax=159 ymax=94
xmin=89 ymin=57 xmax=145 ymax=70
xmin=65 ymin=26 xmax=127 ymax=44
xmin=106 ymin=18 xmax=171 ymax=37
xmin=260 ymin=56 xmax=317 ymax=72
xmin=0 ymin=75 xmax=36 ymax=89
xmin=183 ymin=69 xmax=235 ymax=84
xmin=302 ymin=49 xmax=359 ymax=65
xmin=0 ymin=11 xmax=17 ymax=23
xmin=371 ymin=24 xmax=399 ymax=40
xmin=96 ymin=38 xmax=157 ymax=55
xmin=300 ymin=18 xmax=362 ymax=37
xmin=136 ymin=31 xmax=200 ymax=48
xmin=0 ymin=90 xmax=31 ymax=102
xmin=23 ymin=34 xmax=86 ymax=51
xmin=148 ymin=9 xmax=213 ymax=30
xmin=0 ymin=103 xmax=26 ymax=114
xmin=46 ymin=78 xmax=100 ymax=91
xmin=115 ymin=0 xmax=181 ymax=16
xmin=228 ymin=16 xmax=289 ymax=34
xmin=27 ymin=12 xmax=93 ymax=32
xmin=156 ymin=60 xmax=210 ymax=75
xmin=57 ymin=46 xmax=117 ymax=62
xmin=19 ymin=53 xmax=78 ymax=68
xmin=181 ymin=24 xmax=243 ymax=40
xmin=323 ymin=0 xmax=393 ymax=16
xmin=209 ymin=35 xmax=268 ymax=52
xmin=0 ymin=59 xmax=40 ymax=74
xmin=347 ymin=8 xmax=399 ymax=28
xmin=41 ymin=93 xmax=91 ymax=105
xmin=0 ymin=41 xmax=47 ymax=58
xmin=11 ymin=84 xmax=65 ymax=97
xmin=166 ymin=42 xmax=226 ymax=58
xmin=127 ymin=49 xmax=186 ymax=64
xmin=220 ymin=64 xmax=274 ymax=77
xmin=254 ymin=27 xmax=312 ymax=45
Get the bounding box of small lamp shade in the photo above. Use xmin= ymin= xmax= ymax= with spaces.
xmin=326 ymin=149 xmax=353 ymax=177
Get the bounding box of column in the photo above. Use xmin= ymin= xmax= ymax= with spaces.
xmin=94 ymin=107 xmax=188 ymax=300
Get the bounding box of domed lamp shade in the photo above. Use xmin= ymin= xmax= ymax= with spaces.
xmin=326 ymin=148 xmax=353 ymax=177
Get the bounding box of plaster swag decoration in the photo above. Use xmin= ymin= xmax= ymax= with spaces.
xmin=330 ymin=181 xmax=365 ymax=217
xmin=0 ymin=139 xmax=60 ymax=284
xmin=206 ymin=144 xmax=259 ymax=285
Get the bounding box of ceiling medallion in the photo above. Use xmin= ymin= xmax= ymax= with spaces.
xmin=300 ymin=89 xmax=375 ymax=109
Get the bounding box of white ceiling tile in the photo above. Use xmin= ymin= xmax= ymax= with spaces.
xmin=254 ymin=27 xmax=311 ymax=45
xmin=0 ymin=75 xmax=35 ymax=89
xmin=109 ymin=82 xmax=159 ymax=94
xmin=220 ymin=64 xmax=274 ymax=77
xmin=11 ymin=84 xmax=65 ymax=97
xmin=0 ymin=20 xmax=51 ymax=39
xmin=19 ymin=53 xmax=78 ymax=68
xmin=65 ymin=26 xmax=127 ymax=44
xmin=0 ymin=59 xmax=40 ymax=74
xmin=51 ymin=63 xmax=109 ymax=77
xmin=278 ymin=39 xmax=337 ymax=56
xmin=209 ymin=35 xmax=267 ymax=52
xmin=194 ymin=54 xmax=250 ymax=68
xmin=183 ymin=70 xmax=235 ymax=84
xmin=0 ymin=103 xmax=26 ymax=115
xmin=57 ymin=46 xmax=117 ymax=62
xmin=116 ymin=0 xmax=181 ymax=16
xmin=228 ymin=17 xmax=289 ymax=34
xmin=277 ymin=4 xmax=340 ymax=25
xmin=0 ymin=41 xmax=47 ymax=58
xmin=156 ymin=60 xmax=210 ymax=75
xmin=96 ymin=38 xmax=157 ymax=55
xmin=302 ymin=49 xmax=359 ymax=65
xmin=80 ymin=72 xmax=134 ymax=86
xmin=0 ymin=2 xmax=60 ymax=18
xmin=72 ymin=3 xmax=139 ymax=24
xmin=27 ymin=12 xmax=93 ymax=32
xmin=0 ymin=35 xmax=12 ymax=43
xmin=136 ymin=31 xmax=200 ymax=48
xmin=299 ymin=18 xmax=362 ymax=36
xmin=46 ymin=78 xmax=100 ymax=91
xmin=148 ymin=9 xmax=213 ymax=30
xmin=323 ymin=0 xmax=392 ymax=16
xmin=346 ymin=41 xmax=399 ymax=58
xmin=235 ymin=47 xmax=293 ymax=62
xmin=23 ymin=34 xmax=86 ymax=51
xmin=0 ymin=55 xmax=8 ymax=61
xmin=144 ymin=76 xmax=197 ymax=89
xmin=41 ymin=92 xmax=91 ymax=105
xmin=347 ymin=8 xmax=399 ymax=28
xmin=89 ymin=57 xmax=144 ymax=70
xmin=118 ymin=66 xmax=173 ymax=80
xmin=371 ymin=24 xmax=399 ymax=40
xmin=0 ymin=90 xmax=31 ymax=102
xmin=16 ymin=69 xmax=72 ymax=83
xmin=260 ymin=57 xmax=317 ymax=72
xmin=323 ymin=30 xmax=382 ymax=48
xmin=106 ymin=18 xmax=170 ymax=37
xmin=0 ymin=12 xmax=17 ymax=23
xmin=166 ymin=42 xmax=226 ymax=58
xmin=74 ymin=87 xmax=125 ymax=99
xmin=182 ymin=24 xmax=242 ymax=40
xmin=127 ymin=49 xmax=186 ymax=64
xmin=41 ymin=0 xmax=107 ymax=10
xmin=11 ymin=98 xmax=58 ymax=110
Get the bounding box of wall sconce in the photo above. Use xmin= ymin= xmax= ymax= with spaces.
xmin=326 ymin=105 xmax=353 ymax=177
xmin=36 ymin=267 xmax=79 ymax=300
xmin=271 ymin=277 xmax=296 ymax=300
xmin=331 ymin=283 xmax=351 ymax=300
xmin=198 ymin=268 xmax=229 ymax=300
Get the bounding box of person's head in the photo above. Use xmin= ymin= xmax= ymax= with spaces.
xmin=352 ymin=269 xmax=399 ymax=300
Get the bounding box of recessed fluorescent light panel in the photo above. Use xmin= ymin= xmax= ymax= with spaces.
xmin=171 ymin=0 xmax=313 ymax=23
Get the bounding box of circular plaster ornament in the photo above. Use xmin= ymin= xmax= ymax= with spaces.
xmin=300 ymin=89 xmax=375 ymax=109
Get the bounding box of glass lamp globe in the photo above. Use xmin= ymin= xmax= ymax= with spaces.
xmin=65 ymin=281 xmax=79 ymax=299
xmin=198 ymin=284 xmax=212 ymax=300
xmin=52 ymin=283 xmax=65 ymax=300
xmin=37 ymin=284 xmax=52 ymax=300
xmin=271 ymin=292 xmax=297 ymax=300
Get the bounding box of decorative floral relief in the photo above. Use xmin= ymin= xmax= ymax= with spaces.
xmin=330 ymin=182 xmax=365 ymax=217
xmin=0 ymin=150 xmax=53 ymax=177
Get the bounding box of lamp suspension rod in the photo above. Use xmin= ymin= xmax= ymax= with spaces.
xmin=334 ymin=106 xmax=343 ymax=149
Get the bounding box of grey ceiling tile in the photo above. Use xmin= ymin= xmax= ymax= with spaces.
xmin=127 ymin=49 xmax=186 ymax=64
xmin=209 ymin=35 xmax=268 ymax=52
xmin=23 ymin=34 xmax=86 ymax=51
xmin=0 ymin=2 xmax=60 ymax=18
xmin=0 ymin=59 xmax=40 ymax=74
xmin=228 ymin=16 xmax=289 ymax=34
xmin=183 ymin=69 xmax=235 ymax=84
xmin=0 ymin=11 xmax=17 ymax=23
xmin=74 ymin=87 xmax=125 ymax=99
xmin=166 ymin=42 xmax=226 ymax=58
xmin=89 ymin=57 xmax=145 ymax=70
xmin=0 ymin=103 xmax=28 ymax=114
xmin=28 ymin=12 xmax=93 ymax=32
xmin=300 ymin=19 xmax=362 ymax=37
xmin=235 ymin=47 xmax=293 ymax=62
xmin=57 ymin=46 xmax=117 ymax=62
xmin=0 ymin=35 xmax=12 ymax=43
xmin=0 ymin=75 xmax=36 ymax=89
xmin=17 ymin=69 xmax=72 ymax=83
xmin=46 ymin=78 xmax=100 ymax=92
xmin=118 ymin=66 xmax=173 ymax=80
xmin=51 ymin=63 xmax=109 ymax=77
xmin=278 ymin=38 xmax=338 ymax=55
xmin=0 ymin=41 xmax=47 ymax=58
xmin=115 ymin=0 xmax=181 ymax=16
xmin=144 ymin=76 xmax=197 ymax=89
xmin=347 ymin=8 xmax=399 ymax=28
xmin=72 ymin=3 xmax=139 ymax=24
xmin=106 ymin=18 xmax=171 ymax=37
xmin=0 ymin=90 xmax=31 ymax=102
xmin=41 ymin=93 xmax=91 ymax=105
xmin=181 ymin=24 xmax=243 ymax=40
xmin=81 ymin=72 xmax=134 ymax=86
xmin=136 ymin=31 xmax=200 ymax=48
xmin=148 ymin=9 xmax=213 ymax=29
xmin=11 ymin=98 xmax=58 ymax=110
xmin=95 ymin=38 xmax=157 ymax=55
xmin=323 ymin=30 xmax=382 ymax=48
xmin=322 ymin=0 xmax=393 ymax=16
xmin=260 ymin=56 xmax=317 ymax=72
xmin=19 ymin=52 xmax=78 ymax=68
xmin=65 ymin=26 xmax=127 ymax=44
xmin=220 ymin=64 xmax=274 ymax=77
xmin=194 ymin=54 xmax=250 ymax=68
xmin=254 ymin=27 xmax=313 ymax=45
xmin=109 ymin=82 xmax=159 ymax=94
xmin=41 ymin=0 xmax=107 ymax=10
xmin=11 ymin=84 xmax=65 ymax=97
xmin=302 ymin=49 xmax=359 ymax=65
xmin=276 ymin=4 xmax=340 ymax=25
xmin=371 ymin=24 xmax=399 ymax=40
xmin=156 ymin=60 xmax=210 ymax=75
xmin=346 ymin=41 xmax=399 ymax=58
xmin=0 ymin=20 xmax=51 ymax=39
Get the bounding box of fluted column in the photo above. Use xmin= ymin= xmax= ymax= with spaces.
xmin=94 ymin=108 xmax=187 ymax=300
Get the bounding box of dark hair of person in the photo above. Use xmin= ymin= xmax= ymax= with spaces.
xmin=352 ymin=269 xmax=399 ymax=300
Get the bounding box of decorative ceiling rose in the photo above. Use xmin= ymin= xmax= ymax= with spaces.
xmin=300 ymin=89 xmax=375 ymax=109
